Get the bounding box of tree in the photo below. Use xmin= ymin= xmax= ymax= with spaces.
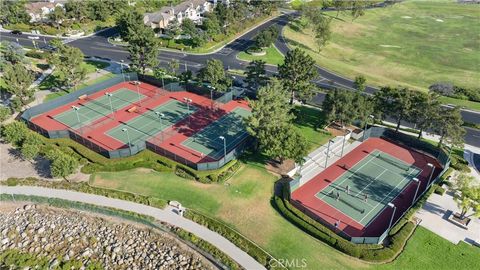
xmin=1 ymin=1 xmax=30 ymax=25
xmin=168 ymin=59 xmax=180 ymax=75
xmin=353 ymin=75 xmax=366 ymax=92
xmin=128 ymin=27 xmax=160 ymax=74
xmin=197 ymin=59 xmax=231 ymax=92
xmin=179 ymin=70 xmax=192 ymax=85
xmin=374 ymin=87 xmax=414 ymax=132
xmin=48 ymin=6 xmax=66 ymax=29
xmin=453 ymin=173 xmax=480 ymax=219
xmin=322 ymin=88 xmax=371 ymax=127
xmin=64 ymin=0 xmax=89 ymax=22
xmin=2 ymin=63 xmax=35 ymax=106
xmin=45 ymin=149 xmax=79 ymax=179
xmin=409 ymin=92 xmax=440 ymax=139
xmin=245 ymin=79 xmax=308 ymax=163
xmin=21 ymin=143 xmax=40 ymax=161
xmin=254 ymin=26 xmax=278 ymax=48
xmin=312 ymin=16 xmax=332 ymax=51
xmin=1 ymin=121 xmax=28 ymax=146
xmin=48 ymin=45 xmax=87 ymax=90
xmin=278 ymin=48 xmax=317 ymax=104
xmin=432 ymin=106 xmax=465 ymax=148
xmin=202 ymin=13 xmax=221 ymax=36
xmin=2 ymin=41 xmax=25 ymax=65
xmin=245 ymin=60 xmax=268 ymax=89
xmin=116 ymin=10 xmax=145 ymax=42
xmin=0 ymin=106 xmax=11 ymax=123
xmin=181 ymin=18 xmax=197 ymax=37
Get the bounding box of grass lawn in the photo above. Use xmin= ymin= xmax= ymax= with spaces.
xmin=438 ymin=96 xmax=480 ymax=112
xmin=237 ymin=45 xmax=285 ymax=66
xmin=283 ymin=0 xmax=480 ymax=91
xmin=43 ymin=73 xmax=116 ymax=102
xmin=83 ymin=60 xmax=110 ymax=73
xmin=90 ymin=161 xmax=367 ymax=270
xmin=375 ymin=226 xmax=479 ymax=270
xmin=293 ymin=105 xmax=332 ymax=151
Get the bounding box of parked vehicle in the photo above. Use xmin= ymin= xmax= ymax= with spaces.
xmin=11 ymin=30 xmax=22 ymax=35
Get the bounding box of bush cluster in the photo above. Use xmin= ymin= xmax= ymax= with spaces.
xmin=25 ymin=50 xmax=48 ymax=59
xmin=429 ymin=83 xmax=480 ymax=102
xmin=184 ymin=210 xmax=283 ymax=269
xmin=273 ymin=184 xmax=417 ymax=262
xmin=3 ymin=178 xmax=168 ymax=209
xmin=0 ymin=121 xmax=242 ymax=183
xmin=450 ymin=154 xmax=471 ymax=173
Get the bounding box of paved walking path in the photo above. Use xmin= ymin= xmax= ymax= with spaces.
xmin=0 ymin=186 xmax=266 ymax=270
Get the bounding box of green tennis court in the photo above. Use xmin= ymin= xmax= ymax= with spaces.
xmin=107 ymin=100 xmax=196 ymax=145
xmin=54 ymin=88 xmax=143 ymax=129
xmin=316 ymin=150 xmax=422 ymax=226
xmin=182 ymin=107 xmax=251 ymax=160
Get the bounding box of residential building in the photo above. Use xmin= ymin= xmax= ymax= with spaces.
xmin=25 ymin=1 xmax=65 ymax=23
xmin=143 ymin=0 xmax=212 ymax=30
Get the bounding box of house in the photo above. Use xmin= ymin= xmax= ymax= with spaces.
xmin=144 ymin=0 xmax=212 ymax=30
xmin=25 ymin=1 xmax=65 ymax=23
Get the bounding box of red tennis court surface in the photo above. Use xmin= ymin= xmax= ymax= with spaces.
xmin=291 ymin=138 xmax=442 ymax=238
xmin=30 ymin=81 xmax=250 ymax=165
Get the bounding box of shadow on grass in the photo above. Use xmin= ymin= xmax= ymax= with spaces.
xmin=293 ymin=106 xmax=327 ymax=130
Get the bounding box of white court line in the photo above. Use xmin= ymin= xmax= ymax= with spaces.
xmin=353 ymin=169 xmax=389 ymax=198
xmin=318 ymin=150 xmax=381 ymax=199
xmin=358 ymin=168 xmax=419 ymax=224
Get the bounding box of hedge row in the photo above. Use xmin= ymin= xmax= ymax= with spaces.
xmin=274 ymin=184 xmax=417 ymax=262
xmin=173 ymin=227 xmax=242 ymax=270
xmin=43 ymin=137 xmax=242 ymax=183
xmin=0 ymin=194 xmax=240 ymax=270
xmin=184 ymin=210 xmax=284 ymax=269
xmin=3 ymin=178 xmax=168 ymax=210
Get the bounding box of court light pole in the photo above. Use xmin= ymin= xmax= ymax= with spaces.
xmin=219 ymin=136 xmax=226 ymax=164
xmin=122 ymin=128 xmax=132 ymax=155
xmin=362 ymin=114 xmax=375 ymax=142
xmin=427 ymin=163 xmax=435 ymax=187
xmin=105 ymin=92 xmax=115 ymax=118
xmin=387 ymin=203 xmax=397 ymax=233
xmin=155 ymin=112 xmax=165 ymax=142
xmin=184 ymin=97 xmax=192 ymax=125
xmin=72 ymin=105 xmax=81 ymax=125
xmin=120 ymin=60 xmax=125 ymax=82
xmin=135 ymin=81 xmax=142 ymax=103
xmin=411 ymin=177 xmax=420 ymax=205
xmin=341 ymin=134 xmax=346 ymax=157
xmin=324 ymin=139 xmax=335 ymax=168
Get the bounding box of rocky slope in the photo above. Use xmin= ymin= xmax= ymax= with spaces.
xmin=0 ymin=203 xmax=216 ymax=269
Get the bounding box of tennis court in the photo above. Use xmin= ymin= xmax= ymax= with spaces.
xmin=107 ymin=100 xmax=196 ymax=146
xmin=181 ymin=107 xmax=251 ymax=160
xmin=316 ymin=150 xmax=422 ymax=226
xmin=53 ymin=88 xmax=143 ymax=129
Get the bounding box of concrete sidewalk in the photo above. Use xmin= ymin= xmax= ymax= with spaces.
xmin=0 ymin=186 xmax=266 ymax=270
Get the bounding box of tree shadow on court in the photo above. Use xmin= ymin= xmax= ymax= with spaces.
xmin=347 ymin=171 xmax=399 ymax=203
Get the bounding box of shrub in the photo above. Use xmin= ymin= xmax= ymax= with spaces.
xmin=434 ymin=185 xmax=446 ymax=195
xmin=25 ymin=50 xmax=47 ymax=59
xmin=0 ymin=106 xmax=12 ymax=123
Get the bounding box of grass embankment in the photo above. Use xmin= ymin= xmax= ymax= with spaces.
xmin=438 ymin=96 xmax=480 ymax=111
xmin=374 ymin=226 xmax=479 ymax=270
xmin=237 ymin=45 xmax=285 ymax=66
xmin=283 ymin=1 xmax=480 ymax=92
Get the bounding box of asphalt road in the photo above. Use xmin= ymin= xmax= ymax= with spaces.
xmin=1 ymin=10 xmax=478 ymax=144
